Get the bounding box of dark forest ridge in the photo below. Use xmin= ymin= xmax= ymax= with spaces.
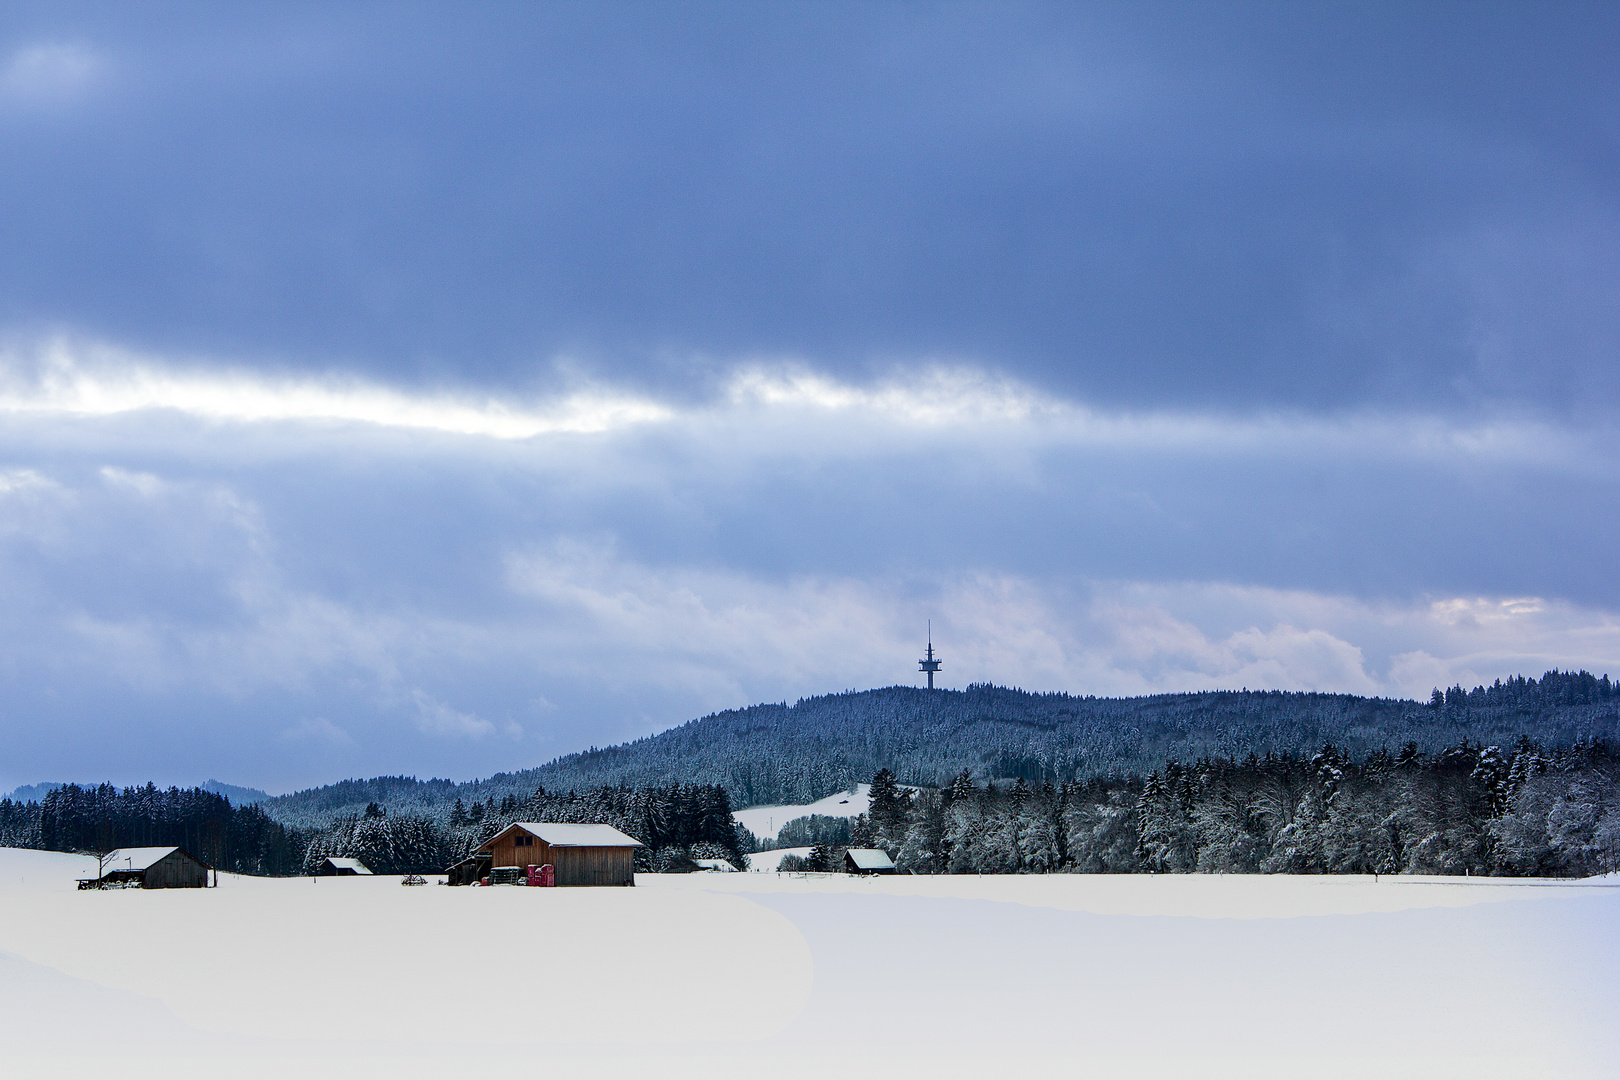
xmin=250 ymin=671 xmax=1620 ymax=828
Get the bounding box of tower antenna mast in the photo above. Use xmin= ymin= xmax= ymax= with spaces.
xmin=919 ymin=621 xmax=942 ymax=690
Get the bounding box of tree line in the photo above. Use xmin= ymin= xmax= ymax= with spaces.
xmin=5 ymin=699 xmax=1616 ymax=879
xmin=251 ymin=671 xmax=1620 ymax=823
xmin=0 ymin=780 xmax=748 ymax=877
xmin=798 ymin=739 xmax=1620 ymax=877
xmin=299 ymin=781 xmax=748 ymax=874
xmin=0 ymin=783 xmax=304 ymax=875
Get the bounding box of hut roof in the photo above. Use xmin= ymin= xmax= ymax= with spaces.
xmin=486 ymin=822 xmax=644 ymax=849
xmin=323 ymin=857 xmax=373 ymax=874
xmin=101 ymin=847 xmax=180 ymax=874
xmin=693 ymin=858 xmax=739 ymax=872
xmin=844 ymin=848 xmax=896 ymax=871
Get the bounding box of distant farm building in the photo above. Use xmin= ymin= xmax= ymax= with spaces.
xmin=471 ymin=822 xmax=643 ymax=887
xmin=318 ymin=857 xmax=373 ymax=877
xmin=844 ymin=848 xmax=897 ymax=875
xmin=95 ymin=847 xmax=212 ymax=889
xmin=693 ymin=858 xmax=739 ymax=873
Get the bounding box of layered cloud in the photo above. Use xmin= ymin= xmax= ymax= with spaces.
xmin=0 ymin=5 xmax=1615 ymax=790
xmin=507 ymin=546 xmax=1620 ymax=703
xmin=3 ymin=6 xmax=1616 ymax=416
xmin=0 ymin=340 xmax=1608 ymax=468
xmin=0 ymin=340 xmax=671 ymax=438
xmin=0 ymin=342 xmax=1614 ymax=790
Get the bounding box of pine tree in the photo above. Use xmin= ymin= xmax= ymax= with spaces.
xmin=949 ymin=769 xmax=976 ymax=801
xmin=869 ymin=768 xmax=908 ymax=846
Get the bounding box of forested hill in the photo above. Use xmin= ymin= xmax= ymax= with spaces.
xmin=254 ymin=671 xmax=1620 ymax=827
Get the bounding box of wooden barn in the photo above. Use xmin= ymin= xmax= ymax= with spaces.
xmin=844 ymin=848 xmax=897 ymax=875
xmin=97 ymin=847 xmax=212 ymax=889
xmin=317 ymin=857 xmax=373 ymax=876
xmin=474 ymin=822 xmax=643 ymax=887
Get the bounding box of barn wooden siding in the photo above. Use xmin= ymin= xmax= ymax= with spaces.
xmin=553 ymin=846 xmax=635 ymax=887
xmin=145 ymin=850 xmax=210 ymax=889
xmin=480 ymin=833 xmax=635 ymax=887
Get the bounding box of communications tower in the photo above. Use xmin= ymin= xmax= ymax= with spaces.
xmin=918 ymin=622 xmax=942 ymax=690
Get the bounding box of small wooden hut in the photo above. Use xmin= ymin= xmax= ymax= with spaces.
xmin=843 ymin=848 xmax=897 ymax=875
xmin=474 ymin=822 xmax=643 ymax=886
xmin=97 ymin=847 xmax=212 ymax=889
xmin=317 ymin=857 xmax=373 ymax=877
xmin=446 ymin=852 xmax=492 ymax=886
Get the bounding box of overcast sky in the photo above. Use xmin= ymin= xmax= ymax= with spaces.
xmin=1 ymin=2 xmax=1617 ymax=793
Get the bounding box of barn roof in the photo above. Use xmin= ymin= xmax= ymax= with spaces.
xmin=844 ymin=848 xmax=896 ymax=871
xmin=101 ymin=847 xmax=180 ymax=874
xmin=323 ymin=857 xmax=373 ymax=874
xmin=487 ymin=822 xmax=644 ymax=848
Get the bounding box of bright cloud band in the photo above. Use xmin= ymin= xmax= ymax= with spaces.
xmin=0 ymin=339 xmax=1603 ymax=474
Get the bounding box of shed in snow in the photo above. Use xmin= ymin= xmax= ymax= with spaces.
xmin=446 ymin=852 xmax=492 ymax=887
xmin=474 ymin=822 xmax=643 ymax=887
xmin=844 ymin=848 xmax=897 ymax=875
xmin=96 ymin=847 xmax=212 ymax=889
xmin=692 ymin=858 xmax=739 ymax=873
xmin=318 ymin=857 xmax=373 ymax=877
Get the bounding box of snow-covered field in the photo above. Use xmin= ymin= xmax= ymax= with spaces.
xmin=2 ymin=847 xmax=1615 ymax=1079
xmin=731 ymin=783 xmax=871 ymax=839
xmin=744 ymin=845 xmax=812 ymax=871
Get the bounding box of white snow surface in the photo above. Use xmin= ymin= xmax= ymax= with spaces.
xmin=745 ymin=846 xmax=813 ymax=871
xmin=2 ymin=846 xmax=1616 ymax=1079
xmin=731 ymin=783 xmax=870 ymax=840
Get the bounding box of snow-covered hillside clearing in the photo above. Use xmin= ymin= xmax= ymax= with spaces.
xmin=744 ymin=846 xmax=812 ymax=871
xmin=1 ymin=847 xmax=1615 ymax=1079
xmin=731 ymin=783 xmax=870 ymax=840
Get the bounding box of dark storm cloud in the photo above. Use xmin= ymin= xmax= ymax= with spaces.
xmin=0 ymin=2 xmax=1615 ymax=411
